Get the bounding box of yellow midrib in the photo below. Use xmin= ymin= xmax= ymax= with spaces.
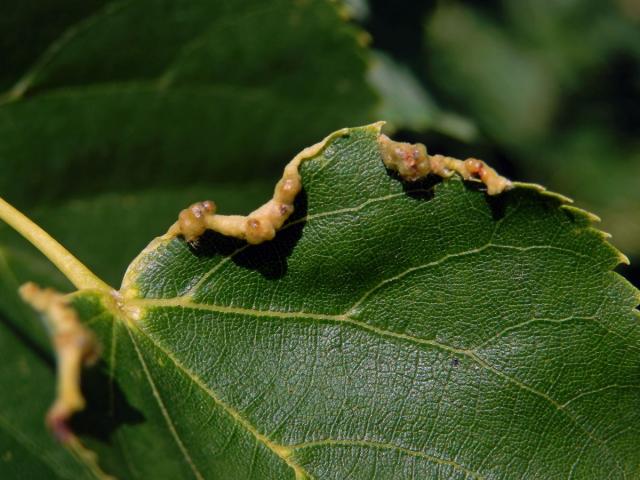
xmin=0 ymin=197 xmax=310 ymax=478
xmin=92 ymin=290 xmax=311 ymax=480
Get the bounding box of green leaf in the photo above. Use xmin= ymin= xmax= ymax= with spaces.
xmin=0 ymin=182 xmax=273 ymax=479
xmin=0 ymin=0 xmax=376 ymax=207
xmin=5 ymin=125 xmax=637 ymax=479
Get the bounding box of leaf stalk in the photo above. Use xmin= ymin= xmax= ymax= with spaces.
xmin=0 ymin=196 xmax=110 ymax=291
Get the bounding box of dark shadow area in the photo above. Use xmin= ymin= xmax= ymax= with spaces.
xmin=366 ymin=0 xmax=435 ymax=67
xmin=402 ymin=175 xmax=441 ymax=202
xmin=186 ymin=189 xmax=308 ymax=280
xmin=385 ymin=168 xmax=441 ymax=202
xmin=617 ymin=260 xmax=640 ymax=290
xmin=561 ymin=52 xmax=640 ymax=138
xmin=486 ymin=191 xmax=508 ymax=222
xmin=70 ymin=363 xmax=145 ymax=442
xmin=187 ymin=229 xmax=246 ymax=259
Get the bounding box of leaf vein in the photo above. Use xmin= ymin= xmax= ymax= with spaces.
xmin=128 ymin=322 xmax=311 ymax=480
xmin=288 ymin=438 xmax=484 ymax=479
xmin=128 ymin=298 xmax=626 ymax=474
xmin=126 ymin=326 xmax=205 ymax=480
xmin=346 ymin=242 xmax=595 ymax=315
xmin=560 ymin=384 xmax=640 ymax=409
xmin=185 ymin=191 xmax=415 ymax=299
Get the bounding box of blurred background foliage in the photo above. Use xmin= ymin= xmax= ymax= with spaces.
xmin=0 ymin=0 xmax=638 ymax=292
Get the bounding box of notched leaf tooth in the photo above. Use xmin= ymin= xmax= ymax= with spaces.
xmin=378 ymin=133 xmax=512 ymax=195
xmin=18 ymin=282 xmax=100 ymax=442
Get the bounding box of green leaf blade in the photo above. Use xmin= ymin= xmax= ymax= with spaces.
xmin=74 ymin=125 xmax=639 ymax=479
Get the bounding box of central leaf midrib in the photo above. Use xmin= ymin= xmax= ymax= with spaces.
xmin=122 ymin=315 xmax=309 ymax=480
xmin=107 ymin=210 xmax=628 ymax=478
xmin=127 ymin=314 xmax=489 ymax=480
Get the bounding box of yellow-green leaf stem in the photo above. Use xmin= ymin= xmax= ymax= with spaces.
xmin=0 ymin=196 xmax=110 ymax=292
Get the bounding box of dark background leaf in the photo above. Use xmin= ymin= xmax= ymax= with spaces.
xmin=0 ymin=0 xmax=376 ymax=207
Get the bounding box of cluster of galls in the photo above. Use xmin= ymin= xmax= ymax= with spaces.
xmin=169 ymin=170 xmax=302 ymax=245
xmin=168 ymin=131 xmax=512 ymax=246
xmin=378 ymin=134 xmax=512 ymax=195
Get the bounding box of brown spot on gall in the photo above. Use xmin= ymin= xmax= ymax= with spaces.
xmin=380 ymin=135 xmax=511 ymax=194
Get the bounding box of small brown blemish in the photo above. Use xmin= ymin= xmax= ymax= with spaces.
xmin=279 ymin=204 xmax=291 ymax=216
xmin=245 ymin=217 xmax=276 ymax=244
xmin=248 ymin=218 xmax=260 ymax=229
xmin=281 ymin=178 xmax=296 ymax=193
xmin=379 ymin=134 xmax=512 ymax=195
xmin=202 ymin=200 xmax=216 ymax=213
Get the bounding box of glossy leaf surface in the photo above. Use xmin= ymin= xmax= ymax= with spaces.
xmin=4 ymin=125 xmax=635 ymax=479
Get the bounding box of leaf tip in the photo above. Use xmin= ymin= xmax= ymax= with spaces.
xmin=619 ymin=252 xmax=631 ymax=266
